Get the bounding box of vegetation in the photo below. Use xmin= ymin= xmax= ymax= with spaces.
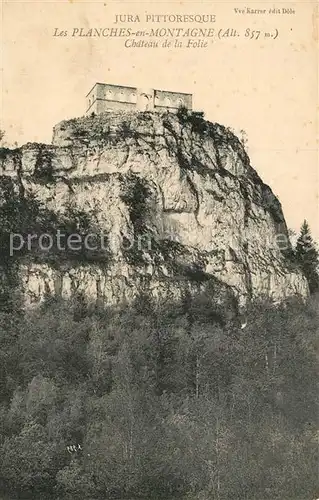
xmin=119 ymin=174 xmax=154 ymax=265
xmin=0 ymin=293 xmax=317 ymax=500
xmin=176 ymin=107 xmax=208 ymax=135
xmin=33 ymin=149 xmax=56 ymax=184
xmin=0 ymin=129 xmax=18 ymax=149
xmin=0 ymin=126 xmax=318 ymax=499
xmin=294 ymin=220 xmax=319 ymax=294
xmin=0 ymin=177 xmax=108 ymax=263
xmin=0 ymin=181 xmax=111 ymax=311
xmin=120 ymin=174 xmax=152 ymax=236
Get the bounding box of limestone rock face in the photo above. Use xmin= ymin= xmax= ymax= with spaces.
xmin=0 ymin=110 xmax=308 ymax=310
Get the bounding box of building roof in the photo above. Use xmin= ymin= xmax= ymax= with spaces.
xmin=86 ymin=82 xmax=192 ymax=98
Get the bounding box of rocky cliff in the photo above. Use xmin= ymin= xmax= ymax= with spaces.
xmin=0 ymin=109 xmax=308 ymax=312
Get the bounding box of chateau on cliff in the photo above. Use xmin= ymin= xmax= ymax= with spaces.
xmin=86 ymin=83 xmax=193 ymax=115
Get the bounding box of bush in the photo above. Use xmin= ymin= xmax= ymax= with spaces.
xmin=0 ymin=294 xmax=317 ymax=499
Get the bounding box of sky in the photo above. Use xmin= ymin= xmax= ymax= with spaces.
xmin=1 ymin=0 xmax=318 ymax=238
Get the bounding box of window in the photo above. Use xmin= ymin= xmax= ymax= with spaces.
xmin=140 ymin=94 xmax=150 ymax=111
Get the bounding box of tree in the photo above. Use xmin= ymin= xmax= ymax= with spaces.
xmin=1 ymin=421 xmax=58 ymax=495
xmin=0 ymin=129 xmax=18 ymax=148
xmin=0 ymin=295 xmax=318 ymax=499
xmin=239 ymin=128 xmax=248 ymax=150
xmin=295 ymin=220 xmax=319 ymax=294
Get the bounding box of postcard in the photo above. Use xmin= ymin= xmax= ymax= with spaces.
xmin=0 ymin=1 xmax=318 ymax=499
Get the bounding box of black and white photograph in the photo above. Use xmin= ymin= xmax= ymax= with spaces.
xmin=0 ymin=1 xmax=318 ymax=499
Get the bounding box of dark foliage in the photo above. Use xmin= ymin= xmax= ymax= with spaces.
xmin=176 ymin=107 xmax=207 ymax=135
xmin=0 ymin=181 xmax=110 ymax=266
xmin=294 ymin=220 xmax=319 ymax=294
xmin=0 ymin=183 xmax=111 ymax=311
xmin=120 ymin=174 xmax=152 ymax=235
xmin=0 ymin=293 xmax=317 ymax=500
xmin=33 ymin=149 xmax=56 ymax=184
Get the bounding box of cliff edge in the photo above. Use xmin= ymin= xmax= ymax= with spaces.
xmin=0 ymin=109 xmax=308 ymax=310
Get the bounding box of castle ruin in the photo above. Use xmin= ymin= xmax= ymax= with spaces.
xmin=86 ymin=83 xmax=193 ymax=115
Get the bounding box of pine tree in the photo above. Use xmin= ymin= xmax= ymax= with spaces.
xmin=295 ymin=220 xmax=319 ymax=294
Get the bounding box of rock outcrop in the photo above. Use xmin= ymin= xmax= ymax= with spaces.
xmin=0 ymin=110 xmax=308 ymax=311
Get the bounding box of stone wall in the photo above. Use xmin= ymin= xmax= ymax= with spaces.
xmin=154 ymin=89 xmax=192 ymax=111
xmin=86 ymin=83 xmax=137 ymax=114
xmin=86 ymin=83 xmax=192 ymax=115
xmin=94 ymin=100 xmax=136 ymax=114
